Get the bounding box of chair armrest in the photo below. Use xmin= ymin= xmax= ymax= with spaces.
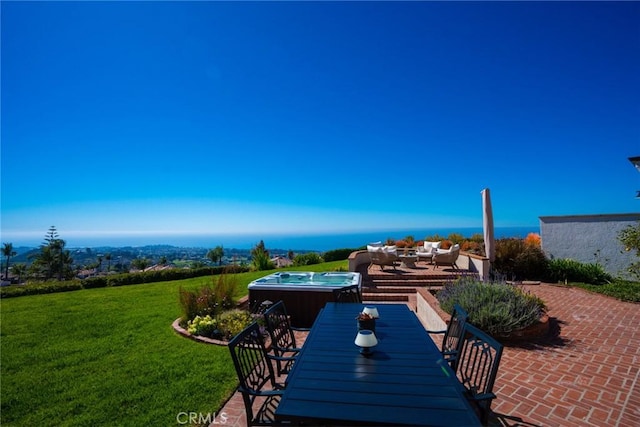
xmin=271 ymin=345 xmax=302 ymax=354
xmin=291 ymin=327 xmax=311 ymax=332
xmin=240 ymin=386 xmax=286 ymax=396
xmin=425 ymin=329 xmax=446 ymax=334
xmin=468 ymin=392 xmax=496 ymax=402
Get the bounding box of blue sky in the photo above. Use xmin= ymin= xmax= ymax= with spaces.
xmin=1 ymin=1 xmax=639 ymax=247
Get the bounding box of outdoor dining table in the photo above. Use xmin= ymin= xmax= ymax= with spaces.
xmin=275 ymin=302 xmax=481 ymax=426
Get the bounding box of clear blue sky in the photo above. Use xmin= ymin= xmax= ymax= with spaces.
xmin=2 ymin=1 xmax=639 ymax=247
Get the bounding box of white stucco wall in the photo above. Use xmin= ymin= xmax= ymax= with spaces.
xmin=540 ymin=213 xmax=640 ymax=280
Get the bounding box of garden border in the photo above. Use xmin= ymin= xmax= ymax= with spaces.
xmin=172 ymin=295 xmax=250 ymax=346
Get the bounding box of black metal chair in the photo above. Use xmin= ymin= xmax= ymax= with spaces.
xmin=456 ymin=323 xmax=504 ymax=425
xmin=332 ymin=284 xmax=362 ymax=303
xmin=263 ymin=301 xmax=303 ymax=376
xmin=426 ymin=304 xmax=468 ymax=371
xmin=228 ymin=322 xmax=287 ymax=426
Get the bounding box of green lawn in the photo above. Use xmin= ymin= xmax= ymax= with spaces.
xmin=0 ymin=261 xmax=347 ymax=426
xmin=570 ymin=279 xmax=640 ymax=303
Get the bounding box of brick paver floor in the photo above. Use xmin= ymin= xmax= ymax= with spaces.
xmin=215 ymin=284 xmax=640 ymax=427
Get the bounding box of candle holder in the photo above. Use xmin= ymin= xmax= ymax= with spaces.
xmin=362 ymin=306 xmax=379 ymax=319
xmin=354 ymin=330 xmax=378 ymax=356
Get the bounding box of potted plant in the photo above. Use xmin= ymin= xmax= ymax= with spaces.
xmin=356 ymin=312 xmax=376 ymax=331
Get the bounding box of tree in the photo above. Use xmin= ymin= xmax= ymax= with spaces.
xmin=11 ymin=263 xmax=27 ymax=283
xmin=131 ymin=258 xmax=150 ymax=271
xmin=105 ymin=253 xmax=112 ymax=272
xmin=251 ymin=240 xmax=274 ymax=271
xmin=618 ymin=221 xmax=640 ymax=280
xmin=29 ymin=226 xmax=74 ymax=280
xmin=2 ymin=243 xmax=16 ymax=279
xmin=207 ymin=246 xmax=224 ymax=265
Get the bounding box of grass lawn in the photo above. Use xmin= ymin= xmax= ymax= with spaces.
xmin=0 ymin=261 xmax=347 ymax=426
xmin=570 ymin=278 xmax=640 ymax=303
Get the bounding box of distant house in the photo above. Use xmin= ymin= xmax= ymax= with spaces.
xmin=539 ymin=213 xmax=640 ymax=279
xmin=143 ymin=264 xmax=175 ymax=272
xmin=271 ymin=256 xmax=293 ymax=268
xmin=77 ymin=269 xmax=98 ymax=279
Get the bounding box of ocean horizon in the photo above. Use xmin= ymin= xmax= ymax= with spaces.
xmin=10 ymin=226 xmax=538 ymax=252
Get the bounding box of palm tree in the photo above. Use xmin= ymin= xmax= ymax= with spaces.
xmin=207 ymin=246 xmax=224 ymax=265
xmin=2 ymin=243 xmax=16 ymax=280
xmin=105 ymin=253 xmax=112 ymax=272
xmin=11 ymin=263 xmax=27 ymax=283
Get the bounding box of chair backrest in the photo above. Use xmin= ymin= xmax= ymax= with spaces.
xmin=441 ymin=304 xmax=468 ymax=370
xmin=228 ymin=322 xmax=279 ymax=422
xmin=456 ymin=323 xmax=504 ymax=419
xmin=263 ymin=300 xmax=297 ymax=353
xmin=333 ymin=284 xmax=362 ymax=303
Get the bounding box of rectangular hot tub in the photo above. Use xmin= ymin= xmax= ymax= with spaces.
xmin=248 ymin=271 xmax=362 ymax=328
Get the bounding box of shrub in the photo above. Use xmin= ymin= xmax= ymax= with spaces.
xmin=251 ymin=249 xmax=274 ymax=271
xmin=178 ymin=271 xmax=239 ymax=323
xmin=618 ymin=221 xmax=640 ymax=280
xmin=293 ymin=252 xmax=323 ymax=266
xmin=524 ymin=232 xmax=541 ymax=247
xmin=323 ymin=248 xmax=355 ymax=262
xmin=547 ymin=258 xmax=612 ymax=285
xmin=186 ymin=315 xmax=219 ymax=337
xmin=437 ymin=277 xmax=546 ymax=337
xmin=186 ymin=310 xmax=254 ymax=340
xmin=447 ymin=233 xmax=465 ymax=245
xmin=217 ymin=309 xmax=254 ymax=339
xmin=461 ymin=241 xmax=483 ymax=254
xmin=0 ymin=280 xmax=83 ymax=298
xmin=493 ymin=238 xmax=549 ymax=280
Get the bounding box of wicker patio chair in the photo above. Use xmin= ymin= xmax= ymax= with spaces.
xmin=368 ymin=246 xmax=399 ymax=271
xmin=433 ymin=244 xmax=461 ymax=269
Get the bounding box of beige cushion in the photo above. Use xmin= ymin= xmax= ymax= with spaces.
xmin=426 ymin=241 xmax=441 ymax=250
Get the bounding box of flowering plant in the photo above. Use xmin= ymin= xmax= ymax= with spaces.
xmin=356 ymin=312 xmax=375 ymax=321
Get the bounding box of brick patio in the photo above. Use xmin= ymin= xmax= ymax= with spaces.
xmin=215 ymin=283 xmax=640 ymax=427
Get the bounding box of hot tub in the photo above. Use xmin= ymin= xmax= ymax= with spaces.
xmin=248 ymin=271 xmax=362 ymax=328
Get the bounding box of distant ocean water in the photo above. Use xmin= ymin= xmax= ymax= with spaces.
xmin=57 ymin=226 xmax=538 ymax=251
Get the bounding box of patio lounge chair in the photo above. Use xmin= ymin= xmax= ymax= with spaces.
xmin=228 ymin=322 xmax=288 ymax=426
xmin=368 ymin=244 xmax=399 ymax=271
xmin=433 ymin=244 xmax=460 ymax=269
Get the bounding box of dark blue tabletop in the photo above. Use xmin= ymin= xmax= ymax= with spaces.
xmin=275 ymin=303 xmax=480 ymax=426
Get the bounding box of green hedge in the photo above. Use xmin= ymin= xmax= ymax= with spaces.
xmin=323 ymin=248 xmax=357 ymax=262
xmin=547 ymin=258 xmax=612 ymax=285
xmin=0 ymin=265 xmax=251 ymax=298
